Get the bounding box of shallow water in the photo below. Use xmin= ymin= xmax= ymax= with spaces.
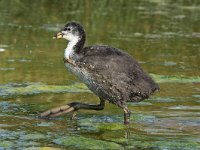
xmin=0 ymin=0 xmax=200 ymax=149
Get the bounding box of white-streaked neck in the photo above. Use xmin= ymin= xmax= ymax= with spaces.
xmin=64 ymin=36 xmax=79 ymax=60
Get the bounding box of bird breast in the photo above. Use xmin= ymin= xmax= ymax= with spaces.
xmin=64 ymin=62 xmax=107 ymax=97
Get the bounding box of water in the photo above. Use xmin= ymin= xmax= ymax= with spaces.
xmin=0 ymin=0 xmax=200 ymax=149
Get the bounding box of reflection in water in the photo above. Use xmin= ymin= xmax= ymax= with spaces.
xmin=0 ymin=0 xmax=200 ymax=149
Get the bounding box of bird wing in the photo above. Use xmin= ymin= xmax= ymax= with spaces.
xmin=77 ymin=45 xmax=157 ymax=103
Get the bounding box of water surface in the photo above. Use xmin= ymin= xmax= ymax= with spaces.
xmin=0 ymin=0 xmax=200 ymax=149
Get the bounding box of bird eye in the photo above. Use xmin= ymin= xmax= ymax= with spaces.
xmin=64 ymin=27 xmax=71 ymax=31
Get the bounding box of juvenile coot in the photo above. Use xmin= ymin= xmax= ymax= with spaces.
xmin=40 ymin=22 xmax=159 ymax=124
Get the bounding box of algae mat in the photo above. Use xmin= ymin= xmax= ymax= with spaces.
xmin=1 ymin=0 xmax=200 ymax=149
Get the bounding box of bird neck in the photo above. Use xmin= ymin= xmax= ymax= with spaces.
xmin=64 ymin=35 xmax=85 ymax=60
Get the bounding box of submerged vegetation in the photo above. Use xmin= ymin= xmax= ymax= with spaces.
xmin=0 ymin=74 xmax=199 ymax=99
xmin=0 ymin=0 xmax=200 ymax=149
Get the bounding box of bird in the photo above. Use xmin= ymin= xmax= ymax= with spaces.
xmin=40 ymin=22 xmax=159 ymax=124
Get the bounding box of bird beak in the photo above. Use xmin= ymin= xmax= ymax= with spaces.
xmin=53 ymin=31 xmax=64 ymax=39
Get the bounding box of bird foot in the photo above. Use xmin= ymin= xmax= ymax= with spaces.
xmin=39 ymin=104 xmax=75 ymax=118
xmin=39 ymin=101 xmax=105 ymax=120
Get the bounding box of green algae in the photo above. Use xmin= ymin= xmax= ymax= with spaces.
xmin=77 ymin=113 xmax=155 ymax=132
xmin=0 ymin=129 xmax=45 ymax=149
xmin=22 ymin=133 xmax=46 ymax=140
xmin=0 ymin=82 xmax=89 ymax=98
xmin=127 ymin=140 xmax=200 ymax=150
xmin=25 ymin=147 xmax=62 ymax=150
xmin=0 ymin=141 xmax=13 ymax=149
xmin=53 ymin=135 xmax=122 ymax=149
xmin=95 ymin=114 xmax=156 ymax=131
xmin=96 ymin=122 xmax=125 ymax=131
xmin=0 ymin=74 xmax=199 ymax=99
xmin=0 ymin=1 xmax=200 ymax=149
xmin=107 ymin=134 xmax=200 ymax=150
xmin=37 ymin=122 xmax=55 ymax=127
xmin=77 ymin=115 xmax=125 ymax=131
xmin=150 ymin=74 xmax=200 ymax=83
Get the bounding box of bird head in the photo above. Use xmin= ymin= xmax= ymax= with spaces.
xmin=53 ymin=22 xmax=85 ymax=42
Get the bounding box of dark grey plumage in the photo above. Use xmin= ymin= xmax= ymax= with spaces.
xmin=72 ymin=45 xmax=159 ymax=107
xmin=40 ymin=22 xmax=159 ymax=124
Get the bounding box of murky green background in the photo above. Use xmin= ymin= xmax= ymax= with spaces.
xmin=0 ymin=0 xmax=200 ymax=149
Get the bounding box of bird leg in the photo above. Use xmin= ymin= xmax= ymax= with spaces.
xmin=39 ymin=98 xmax=105 ymax=118
xmin=123 ymin=106 xmax=131 ymax=124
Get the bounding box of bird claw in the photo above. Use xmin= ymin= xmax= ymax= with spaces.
xmin=39 ymin=105 xmax=75 ymax=118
